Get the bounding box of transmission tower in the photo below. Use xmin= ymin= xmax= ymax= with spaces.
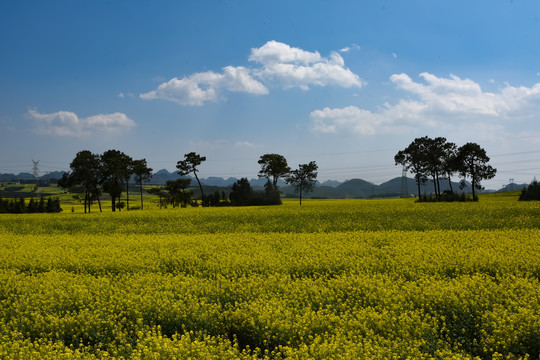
xmin=32 ymin=160 xmax=40 ymax=182
xmin=400 ymin=165 xmax=409 ymax=198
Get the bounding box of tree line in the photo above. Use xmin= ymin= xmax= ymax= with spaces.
xmin=149 ymin=152 xmax=318 ymax=208
xmin=0 ymin=196 xmax=62 ymax=214
xmin=60 ymin=150 xmax=318 ymax=212
xmin=395 ymin=136 xmax=496 ymax=201
xmin=59 ymin=150 xmax=153 ymax=213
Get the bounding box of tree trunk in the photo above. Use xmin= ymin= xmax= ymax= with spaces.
xmin=112 ymin=195 xmax=116 ymax=212
xmin=193 ymin=172 xmax=204 ymax=205
xmin=299 ymin=182 xmax=303 ymax=206
xmin=126 ymin=181 xmax=130 ymax=211
xmin=139 ymin=180 xmax=144 ymax=210
xmin=416 ymin=176 xmax=421 ymax=198
xmin=435 ymin=172 xmax=441 ymax=200
xmin=448 ymin=176 xmax=453 ymax=193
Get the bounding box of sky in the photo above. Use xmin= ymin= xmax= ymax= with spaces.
xmin=1 ymin=0 xmax=540 ymax=189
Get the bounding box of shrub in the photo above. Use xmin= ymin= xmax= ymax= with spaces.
xmin=519 ymin=180 xmax=540 ymax=201
xmin=417 ymin=192 xmax=475 ymax=203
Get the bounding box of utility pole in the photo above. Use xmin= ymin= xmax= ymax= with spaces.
xmin=400 ymin=165 xmax=409 ymax=198
xmin=32 ymin=160 xmax=40 ymax=186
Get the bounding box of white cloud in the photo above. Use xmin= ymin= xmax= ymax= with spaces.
xmin=339 ymin=44 xmax=361 ymax=53
xmin=311 ymin=73 xmax=540 ymax=136
xmin=250 ymin=40 xmax=321 ymax=65
xmin=234 ymin=141 xmax=257 ymax=148
xmin=117 ymin=92 xmax=125 ymax=98
xmin=221 ymin=66 xmax=269 ymax=94
xmin=141 ymin=41 xmax=363 ymax=106
xmin=140 ymin=66 xmax=267 ymax=106
xmin=188 ymin=139 xmax=261 ymax=150
xmin=250 ymin=41 xmax=364 ymax=89
xmin=28 ymin=109 xmax=135 ymax=137
xmin=311 ymin=106 xmax=384 ymax=135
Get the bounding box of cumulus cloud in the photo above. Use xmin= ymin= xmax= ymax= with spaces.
xmin=311 ymin=73 xmax=540 ymax=136
xmin=311 ymin=106 xmax=384 ymax=135
xmin=140 ymin=66 xmax=267 ymax=106
xmin=28 ymin=109 xmax=136 ymax=137
xmin=140 ymin=41 xmax=363 ymax=106
xmin=250 ymin=40 xmax=364 ymax=90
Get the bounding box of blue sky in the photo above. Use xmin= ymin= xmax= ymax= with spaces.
xmin=1 ymin=1 xmax=540 ymax=189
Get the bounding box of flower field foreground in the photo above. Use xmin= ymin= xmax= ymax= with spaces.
xmin=0 ymin=196 xmax=539 ymax=359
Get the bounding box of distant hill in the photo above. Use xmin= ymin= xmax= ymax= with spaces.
xmin=0 ymin=171 xmax=65 ymax=183
xmin=0 ymin=168 xmax=516 ymax=198
xmin=497 ymin=183 xmax=527 ymax=193
xmin=283 ymin=177 xmax=476 ymax=199
xmin=336 ymin=179 xmax=376 ymax=198
xmin=320 ymin=180 xmax=342 ymax=187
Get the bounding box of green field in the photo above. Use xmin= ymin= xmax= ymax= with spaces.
xmin=0 ymin=195 xmax=539 ymax=359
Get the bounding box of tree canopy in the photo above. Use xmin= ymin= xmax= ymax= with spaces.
xmin=395 ymin=138 xmax=429 ymax=197
xmin=257 ymin=153 xmax=290 ymax=191
xmin=100 ymin=149 xmax=133 ymax=212
xmin=177 ymin=152 xmax=206 ymax=204
xmin=396 ymin=137 xmax=496 ymax=201
xmin=229 ymin=178 xmax=253 ymax=206
xmin=58 ymin=150 xmax=102 ymax=213
xmin=286 ymin=161 xmax=318 ymax=205
xmin=457 ymin=142 xmax=497 ymax=200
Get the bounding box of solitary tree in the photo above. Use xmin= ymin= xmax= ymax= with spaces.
xmin=258 ymin=153 xmax=290 ymax=191
xmin=286 ymin=161 xmax=318 ymax=205
xmin=457 ymin=142 xmax=497 ymax=201
xmin=177 ymin=152 xmax=206 ymax=204
xmin=100 ymin=149 xmax=133 ymax=212
xmin=132 ymin=159 xmax=153 ymax=210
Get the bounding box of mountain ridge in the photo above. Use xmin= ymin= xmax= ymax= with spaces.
xmin=0 ymin=169 xmax=527 ymax=197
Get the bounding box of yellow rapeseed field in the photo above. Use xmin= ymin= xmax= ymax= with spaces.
xmin=0 ymin=196 xmax=539 ymax=359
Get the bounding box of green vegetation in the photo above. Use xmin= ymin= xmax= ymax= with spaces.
xmin=0 ymin=196 xmax=62 ymax=213
xmin=519 ymin=179 xmax=540 ymax=201
xmin=0 ymin=195 xmax=539 ymax=359
xmin=395 ymin=137 xmax=496 ymax=201
xmin=59 ymin=150 xmax=152 ymax=213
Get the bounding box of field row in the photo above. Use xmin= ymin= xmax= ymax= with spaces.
xmin=0 ymin=229 xmax=539 ymax=359
xmin=1 ymin=230 xmax=539 ymax=279
xmin=1 ymin=198 xmax=540 ymax=235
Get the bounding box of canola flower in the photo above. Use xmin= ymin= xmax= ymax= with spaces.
xmin=0 ymin=196 xmax=539 ymax=359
